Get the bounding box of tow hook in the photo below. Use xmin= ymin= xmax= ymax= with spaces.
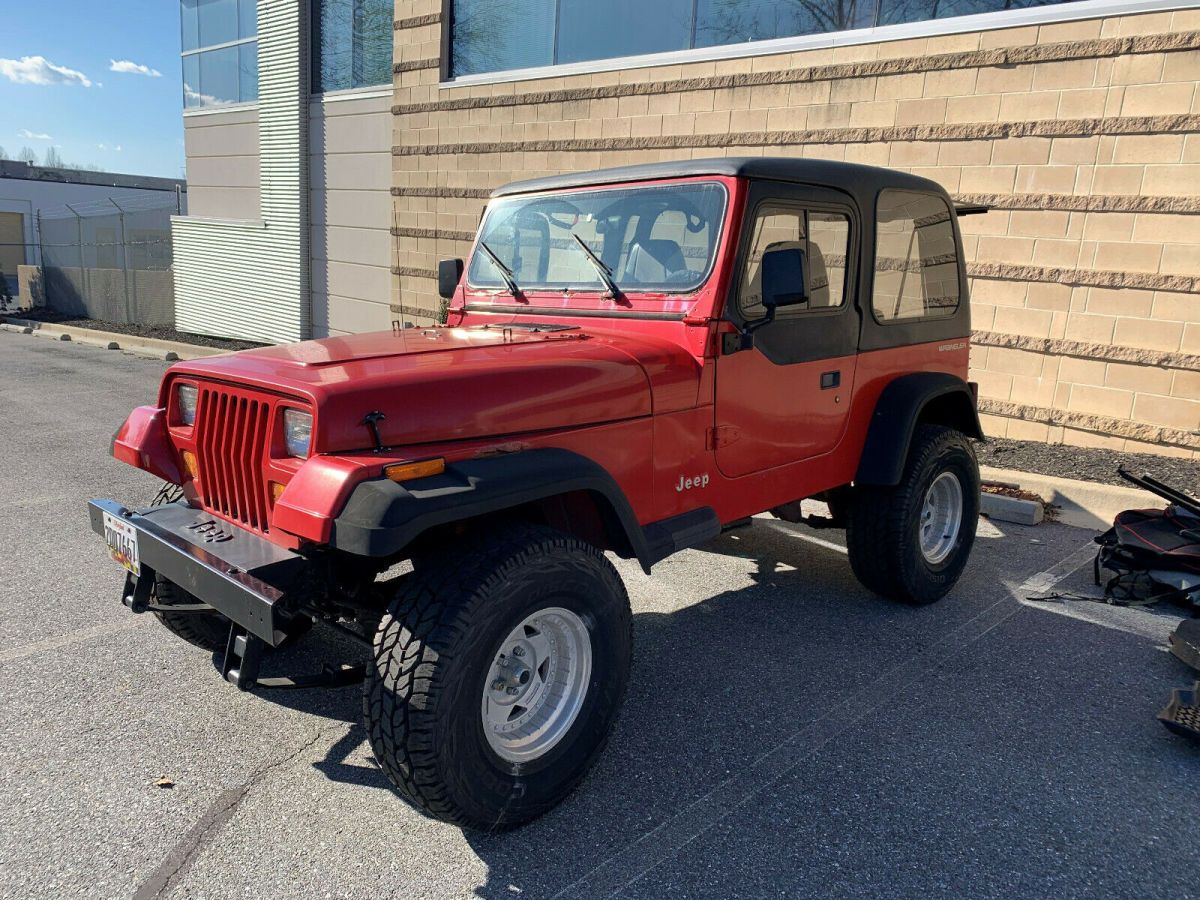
xmin=122 ymin=571 xmax=152 ymax=614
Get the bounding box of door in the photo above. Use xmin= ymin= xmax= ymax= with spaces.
xmin=714 ymin=185 xmax=859 ymax=479
xmin=0 ymin=212 xmax=24 ymax=296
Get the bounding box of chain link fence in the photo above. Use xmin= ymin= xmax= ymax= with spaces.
xmin=37 ymin=193 xmax=182 ymax=325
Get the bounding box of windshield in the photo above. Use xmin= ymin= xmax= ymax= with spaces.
xmin=466 ymin=181 xmax=728 ymax=295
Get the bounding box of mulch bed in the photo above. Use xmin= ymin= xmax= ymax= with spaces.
xmin=977 ymin=437 xmax=1199 ymax=492
xmin=8 ymin=309 xmax=264 ymax=352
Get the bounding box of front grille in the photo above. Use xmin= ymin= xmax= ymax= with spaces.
xmin=194 ymin=386 xmax=272 ymax=534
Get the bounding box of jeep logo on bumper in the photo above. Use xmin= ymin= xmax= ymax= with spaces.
xmin=185 ymin=520 xmax=234 ymax=543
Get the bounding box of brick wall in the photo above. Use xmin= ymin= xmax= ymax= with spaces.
xmin=391 ymin=2 xmax=1200 ymax=459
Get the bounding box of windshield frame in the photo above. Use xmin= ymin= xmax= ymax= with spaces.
xmin=464 ymin=177 xmax=731 ymax=299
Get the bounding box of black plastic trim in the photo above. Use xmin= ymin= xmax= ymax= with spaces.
xmin=642 ymin=507 xmax=722 ymax=565
xmin=332 ymin=448 xmax=723 ymax=572
xmin=855 ymin=373 xmax=984 ymax=485
xmin=331 ymin=448 xmax=656 ymax=569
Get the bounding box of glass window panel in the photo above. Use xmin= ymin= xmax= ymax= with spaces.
xmin=238 ymin=0 xmax=256 ymax=38
xmin=238 ymin=42 xmax=258 ymax=101
xmin=739 ymin=205 xmax=850 ymax=318
xmin=198 ymin=45 xmax=240 ymax=106
xmin=313 ymin=0 xmax=393 ymax=92
xmin=182 ymin=53 xmax=201 ymax=107
xmin=197 ymin=0 xmax=239 ymax=46
xmin=872 ymin=190 xmax=960 ymax=321
xmin=450 ymin=0 xmax=555 ymax=78
xmin=696 ymin=0 xmax=875 ymax=47
xmin=181 ymin=0 xmax=200 ymax=52
xmin=313 ymin=0 xmax=353 ymax=92
xmin=353 ymin=0 xmax=394 ymax=87
xmin=468 ymin=182 xmax=727 ymax=293
xmin=556 ymin=0 xmax=692 ymax=65
xmin=878 ymin=0 xmax=1069 ymax=26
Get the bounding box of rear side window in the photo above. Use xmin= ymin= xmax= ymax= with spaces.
xmin=872 ymin=190 xmax=960 ymax=322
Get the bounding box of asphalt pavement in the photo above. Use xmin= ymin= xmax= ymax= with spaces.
xmin=1 ymin=328 xmax=1197 ymax=900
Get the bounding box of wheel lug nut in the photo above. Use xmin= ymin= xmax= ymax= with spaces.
xmin=506 ymin=686 xmax=519 ymax=696
xmin=491 ymin=679 xmax=506 ymax=691
xmin=512 ymin=646 xmax=525 ymax=657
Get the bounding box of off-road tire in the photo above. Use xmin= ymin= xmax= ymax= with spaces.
xmin=144 ymin=482 xmax=231 ymax=651
xmin=151 ymin=576 xmax=231 ymax=652
xmin=846 ymin=425 xmax=980 ymax=605
xmin=363 ymin=524 xmax=632 ymax=831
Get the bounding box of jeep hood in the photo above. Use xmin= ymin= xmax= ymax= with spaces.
xmin=169 ymin=325 xmax=700 ymax=453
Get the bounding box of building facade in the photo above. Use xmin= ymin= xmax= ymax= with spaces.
xmin=174 ymin=0 xmax=394 ymax=343
xmin=175 ymin=0 xmax=1200 ymax=458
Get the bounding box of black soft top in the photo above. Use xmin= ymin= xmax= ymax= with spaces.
xmin=491 ymin=157 xmax=950 ymax=208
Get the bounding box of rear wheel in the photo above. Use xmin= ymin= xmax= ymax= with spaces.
xmin=846 ymin=425 xmax=979 ymax=605
xmin=363 ymin=524 xmax=632 ymax=830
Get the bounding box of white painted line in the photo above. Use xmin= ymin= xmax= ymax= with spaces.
xmin=0 ymin=618 xmax=147 ymax=665
xmin=1017 ymin=540 xmax=1185 ymax=641
xmin=760 ymin=519 xmax=848 ymax=554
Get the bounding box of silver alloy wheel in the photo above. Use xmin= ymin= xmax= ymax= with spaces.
xmin=481 ymin=607 xmax=592 ymax=763
xmin=919 ymin=471 xmax=964 ymax=566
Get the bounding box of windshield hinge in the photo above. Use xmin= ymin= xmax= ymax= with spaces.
xmin=707 ymin=425 xmax=740 ymax=450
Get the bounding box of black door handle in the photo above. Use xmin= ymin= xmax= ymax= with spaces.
xmin=820 ymin=371 xmax=840 ymax=390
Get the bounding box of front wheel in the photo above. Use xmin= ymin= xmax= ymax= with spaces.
xmin=363 ymin=525 xmax=632 ymax=830
xmin=846 ymin=425 xmax=980 ymax=605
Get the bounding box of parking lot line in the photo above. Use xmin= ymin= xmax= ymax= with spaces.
xmin=0 ymin=618 xmax=146 ymax=665
xmin=552 ymin=536 xmax=1102 ymax=900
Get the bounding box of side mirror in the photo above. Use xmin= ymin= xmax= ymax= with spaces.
xmin=437 ymin=258 xmax=464 ymax=300
xmin=760 ymin=247 xmax=807 ymax=310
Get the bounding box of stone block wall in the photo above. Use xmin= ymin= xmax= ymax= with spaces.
xmin=391 ymin=2 xmax=1200 ymax=458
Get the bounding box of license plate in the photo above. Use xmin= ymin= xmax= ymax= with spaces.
xmin=103 ymin=511 xmax=140 ymax=576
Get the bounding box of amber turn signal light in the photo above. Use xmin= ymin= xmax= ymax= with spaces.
xmin=384 ymin=458 xmax=445 ymax=482
xmin=181 ymin=450 xmax=199 ymax=480
xmin=269 ymin=481 xmax=287 ymax=503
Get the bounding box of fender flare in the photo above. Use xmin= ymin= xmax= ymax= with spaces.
xmin=855 ymin=372 xmax=983 ymax=486
xmin=330 ymin=447 xmax=662 ymax=571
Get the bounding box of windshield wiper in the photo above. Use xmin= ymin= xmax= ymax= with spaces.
xmin=571 ymin=234 xmax=623 ymax=301
xmin=478 ymin=241 xmax=523 ymax=300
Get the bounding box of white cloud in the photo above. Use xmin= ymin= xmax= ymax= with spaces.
xmin=109 ymin=59 xmax=162 ymax=78
xmin=18 ymin=129 xmax=52 ymax=140
xmin=98 ymin=143 xmax=122 ymax=151
xmin=0 ymin=55 xmax=92 ymax=87
xmin=183 ymin=82 xmax=218 ymax=107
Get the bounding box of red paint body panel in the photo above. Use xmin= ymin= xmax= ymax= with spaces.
xmin=112 ymin=170 xmax=972 ymax=555
xmin=113 ymin=406 xmax=181 ymax=485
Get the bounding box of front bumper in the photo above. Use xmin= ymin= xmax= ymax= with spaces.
xmin=87 ymin=499 xmax=307 ymax=646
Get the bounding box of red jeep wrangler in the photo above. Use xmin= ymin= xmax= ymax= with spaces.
xmin=91 ymin=158 xmax=982 ymax=829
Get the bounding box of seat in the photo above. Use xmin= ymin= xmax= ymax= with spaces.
xmin=623 ymin=239 xmax=687 ymax=283
xmin=743 ymin=240 xmax=832 ymax=312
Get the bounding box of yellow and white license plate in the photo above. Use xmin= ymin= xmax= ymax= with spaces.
xmin=102 ymin=511 xmax=140 ymax=576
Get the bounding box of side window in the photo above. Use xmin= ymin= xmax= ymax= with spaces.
xmin=872 ymin=190 xmax=960 ymax=322
xmin=738 ymin=205 xmax=851 ymax=319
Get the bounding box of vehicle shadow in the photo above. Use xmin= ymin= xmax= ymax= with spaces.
xmin=235 ymin=520 xmax=1078 ymax=899
xmin=232 ymin=522 xmax=959 ymax=892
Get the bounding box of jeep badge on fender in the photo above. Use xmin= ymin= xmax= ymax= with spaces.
xmin=88 ymin=158 xmax=983 ymax=831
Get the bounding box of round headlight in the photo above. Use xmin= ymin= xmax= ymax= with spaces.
xmin=176 ymin=384 xmax=197 ymax=426
xmin=282 ymin=408 xmax=313 ymax=459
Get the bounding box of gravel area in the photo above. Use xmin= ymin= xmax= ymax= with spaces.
xmin=6 ymin=309 xmax=264 ymax=351
xmin=978 ymin=436 xmax=1200 ymax=492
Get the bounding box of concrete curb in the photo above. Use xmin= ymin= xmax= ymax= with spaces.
xmin=981 ymin=465 xmax=1161 ymax=531
xmin=980 ymin=490 xmax=1044 ymax=526
xmin=0 ymin=316 xmax=229 ymax=361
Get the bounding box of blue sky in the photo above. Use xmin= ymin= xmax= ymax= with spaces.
xmin=1 ymin=0 xmax=185 ymax=178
